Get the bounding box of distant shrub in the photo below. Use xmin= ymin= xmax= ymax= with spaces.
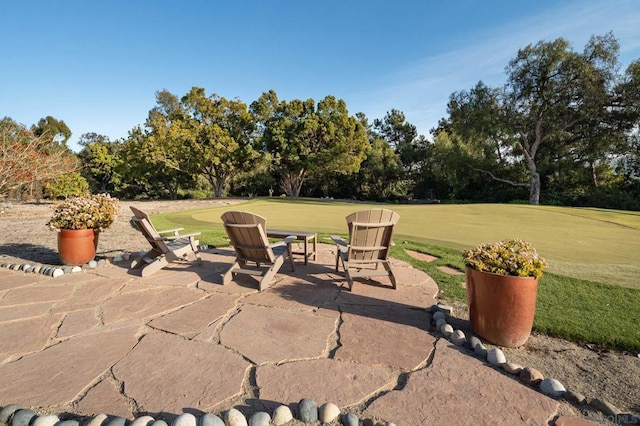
xmin=44 ymin=172 xmax=89 ymax=199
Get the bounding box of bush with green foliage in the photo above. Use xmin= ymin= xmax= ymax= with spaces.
xmin=44 ymin=172 xmax=89 ymax=199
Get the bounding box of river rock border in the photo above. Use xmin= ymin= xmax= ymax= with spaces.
xmin=0 ymin=246 xmax=212 ymax=278
xmin=429 ymin=304 xmax=640 ymax=425
xmin=0 ymin=399 xmax=397 ymax=426
xmin=0 ymin=256 xmax=121 ymax=278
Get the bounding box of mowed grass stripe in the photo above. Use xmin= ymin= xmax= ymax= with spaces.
xmin=157 ymin=198 xmax=640 ymax=288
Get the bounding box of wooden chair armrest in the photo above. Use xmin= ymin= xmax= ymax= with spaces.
xmin=271 ymin=235 xmax=297 ymax=248
xmin=330 ymin=235 xmax=348 ymax=247
xmin=158 ymin=227 xmax=184 ymax=236
xmin=163 ymin=231 xmax=201 ymax=240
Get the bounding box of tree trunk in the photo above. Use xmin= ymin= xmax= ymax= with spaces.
xmin=214 ymin=180 xmax=225 ymax=197
xmin=281 ymin=170 xmax=306 ymax=197
xmin=522 ymin=123 xmax=542 ymax=205
xmin=529 ymin=172 xmax=541 ymax=205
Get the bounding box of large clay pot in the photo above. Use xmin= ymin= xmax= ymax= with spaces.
xmin=465 ymin=266 xmax=538 ymax=347
xmin=57 ymin=229 xmax=99 ymax=266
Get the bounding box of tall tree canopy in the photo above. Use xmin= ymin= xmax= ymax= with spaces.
xmin=252 ymin=91 xmax=369 ymax=197
xmin=181 ymin=87 xmax=258 ymax=197
xmin=439 ymin=32 xmax=640 ymax=204
xmin=138 ymin=90 xmax=197 ymax=199
xmin=32 ymin=116 xmax=72 ymax=146
xmin=78 ymin=133 xmax=120 ymax=193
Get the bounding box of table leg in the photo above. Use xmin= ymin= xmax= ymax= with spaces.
xmin=312 ymin=234 xmax=317 ymax=261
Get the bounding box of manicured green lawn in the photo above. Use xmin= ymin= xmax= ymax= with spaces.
xmin=151 ymin=198 xmax=640 ymax=352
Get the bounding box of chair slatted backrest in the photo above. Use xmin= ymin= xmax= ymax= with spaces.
xmin=130 ymin=206 xmax=168 ymax=253
xmin=221 ymin=211 xmax=275 ymax=264
xmin=346 ymin=209 xmax=399 ymax=262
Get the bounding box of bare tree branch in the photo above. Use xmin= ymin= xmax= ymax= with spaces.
xmin=469 ymin=165 xmax=529 ymax=187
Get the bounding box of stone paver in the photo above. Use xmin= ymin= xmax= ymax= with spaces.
xmin=137 ymin=266 xmax=206 ymax=288
xmin=392 ymin=262 xmax=441 ymax=288
xmin=192 ymin=318 xmax=225 ymax=343
xmin=437 ymin=265 xmax=465 ymax=275
xmin=0 ymin=325 xmax=139 ymax=407
xmin=335 ymin=305 xmax=435 ymax=370
xmin=335 ymin=280 xmax=438 ymax=308
xmin=57 ymin=308 xmax=101 ymax=338
xmin=148 ymin=293 xmax=240 ymax=338
xmin=220 ymin=304 xmax=338 ymax=364
xmin=243 ymin=277 xmax=339 ymax=316
xmin=2 ymin=284 xmax=76 ymax=305
xmin=75 ymin=378 xmax=134 ymax=418
xmin=255 ymin=358 xmax=397 ymax=409
xmin=364 ymin=339 xmax=559 ymax=425
xmin=101 ymin=287 xmax=205 ymax=324
xmin=405 ymin=249 xmax=438 ymax=262
xmin=0 ymin=244 xmax=565 ymax=425
xmin=46 ymin=272 xmax=104 ymax=286
xmin=0 ymin=270 xmax=45 ymax=290
xmin=0 ymin=314 xmax=62 ymax=357
xmin=112 ymin=332 xmax=250 ymax=413
xmin=52 ymin=277 xmax=127 ymax=313
xmin=0 ymin=301 xmax=54 ymax=323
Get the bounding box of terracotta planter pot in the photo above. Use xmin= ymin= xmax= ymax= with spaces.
xmin=465 ymin=266 xmax=538 ymax=347
xmin=57 ymin=229 xmax=99 ymax=266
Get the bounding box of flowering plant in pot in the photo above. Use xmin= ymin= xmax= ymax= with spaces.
xmin=47 ymin=193 xmax=119 ymax=266
xmin=462 ymin=238 xmax=547 ymax=347
xmin=462 ymin=237 xmax=547 ymax=278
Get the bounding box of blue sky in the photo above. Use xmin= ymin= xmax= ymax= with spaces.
xmin=2 ymin=0 xmax=640 ymax=152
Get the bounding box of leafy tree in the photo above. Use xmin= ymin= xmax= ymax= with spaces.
xmin=78 ymin=133 xmax=121 ymax=192
xmin=181 ymin=87 xmax=258 ymax=197
xmin=137 ymin=91 xmax=200 ymax=199
xmin=228 ymin=153 xmax=276 ymax=197
xmin=439 ymin=33 xmax=639 ymax=205
xmin=374 ymin=109 xmax=418 ymax=150
xmin=420 ymin=130 xmax=527 ymax=201
xmin=1 ymin=117 xmax=78 ymax=200
xmin=112 ymin=127 xmax=153 ymax=199
xmin=356 ymin=137 xmax=405 ymax=201
xmin=252 ymin=91 xmax=369 ymax=197
xmin=373 ymin=110 xmax=429 ymax=198
xmin=437 ymin=82 xmax=507 ymax=165
xmin=44 ymin=172 xmax=89 ymax=199
xmin=114 ymin=126 xmax=196 ymax=199
xmin=31 ymin=116 xmax=72 ymax=146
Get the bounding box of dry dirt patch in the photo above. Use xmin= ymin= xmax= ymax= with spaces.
xmin=0 ymin=199 xmax=239 ymax=265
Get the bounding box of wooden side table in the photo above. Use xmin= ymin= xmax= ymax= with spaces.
xmin=267 ymin=229 xmax=317 ymax=265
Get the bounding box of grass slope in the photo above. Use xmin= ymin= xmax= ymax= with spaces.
xmin=152 ymin=198 xmax=640 ymax=352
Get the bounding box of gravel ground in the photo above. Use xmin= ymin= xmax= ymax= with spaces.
xmin=1 ymin=199 xmax=639 ymax=424
xmin=0 ymin=199 xmax=239 ymax=265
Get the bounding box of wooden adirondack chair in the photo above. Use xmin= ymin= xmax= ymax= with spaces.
xmin=331 ymin=208 xmax=400 ymax=290
xmin=129 ymin=206 xmax=202 ymax=276
xmin=221 ymin=211 xmax=295 ymax=291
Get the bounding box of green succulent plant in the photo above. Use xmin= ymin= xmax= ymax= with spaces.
xmin=462 ymin=237 xmax=547 ymax=278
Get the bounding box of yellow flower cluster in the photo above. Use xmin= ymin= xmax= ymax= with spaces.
xmin=462 ymin=237 xmax=547 ymax=278
xmin=47 ymin=194 xmax=119 ymax=231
